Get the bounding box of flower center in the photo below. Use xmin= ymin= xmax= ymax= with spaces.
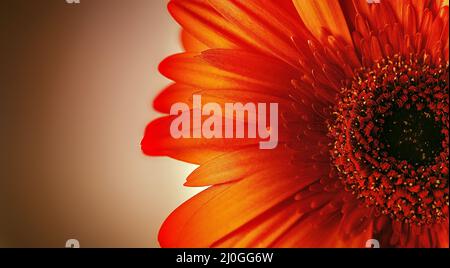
xmin=382 ymin=107 xmax=443 ymax=166
xmin=329 ymin=55 xmax=449 ymax=225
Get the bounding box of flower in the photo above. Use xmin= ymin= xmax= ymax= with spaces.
xmin=142 ymin=0 xmax=449 ymax=248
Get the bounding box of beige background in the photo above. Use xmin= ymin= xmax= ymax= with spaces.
xmin=0 ymin=0 xmax=201 ymax=247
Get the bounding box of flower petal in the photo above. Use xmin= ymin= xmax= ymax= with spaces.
xmin=181 ymin=30 xmax=209 ymax=52
xmin=163 ymin=166 xmax=325 ymax=247
xmin=169 ymin=0 xmax=244 ymax=49
xmin=159 ymin=184 xmax=232 ymax=247
xmin=212 ymin=200 xmax=303 ymax=247
xmin=293 ymin=0 xmax=354 ymax=47
xmin=186 ymin=147 xmax=292 ymax=186
xmin=207 ymin=0 xmax=302 ymax=67
xmin=141 ymin=116 xmax=260 ymax=164
xmin=153 ymin=83 xmax=198 ymax=114
xmin=159 ymin=51 xmax=296 ymax=98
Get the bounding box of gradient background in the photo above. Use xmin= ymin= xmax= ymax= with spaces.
xmin=0 ymin=0 xmax=202 ymax=247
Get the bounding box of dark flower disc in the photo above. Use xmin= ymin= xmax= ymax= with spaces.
xmin=330 ymin=54 xmax=449 ymax=225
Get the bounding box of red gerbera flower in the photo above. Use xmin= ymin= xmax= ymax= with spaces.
xmin=142 ymin=0 xmax=449 ymax=248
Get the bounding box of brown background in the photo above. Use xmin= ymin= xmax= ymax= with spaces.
xmin=0 ymin=0 xmax=201 ymax=247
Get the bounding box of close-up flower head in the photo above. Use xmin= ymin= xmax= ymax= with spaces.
xmin=142 ymin=0 xmax=449 ymax=248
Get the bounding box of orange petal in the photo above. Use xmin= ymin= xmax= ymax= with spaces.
xmin=181 ymin=30 xmax=209 ymax=52
xmin=159 ymin=52 xmax=295 ymax=98
xmin=200 ymin=49 xmax=298 ymax=91
xmin=141 ymin=116 xmax=259 ymax=164
xmin=271 ymin=212 xmax=341 ymax=247
xmin=293 ymin=0 xmax=354 ymax=47
xmin=212 ymin=200 xmax=303 ymax=247
xmin=186 ymin=147 xmax=292 ymax=186
xmin=207 ymin=0 xmax=301 ymax=67
xmin=164 ymin=167 xmax=320 ymax=247
xmin=159 ymin=184 xmax=232 ymax=247
xmin=153 ymin=83 xmax=199 ymax=113
xmin=169 ymin=0 xmax=243 ymax=49
xmin=273 ymin=203 xmax=373 ymax=247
